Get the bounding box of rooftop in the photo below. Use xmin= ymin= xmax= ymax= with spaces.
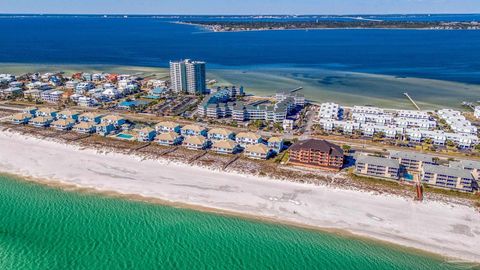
xmin=184 ymin=135 xmax=206 ymax=145
xmin=156 ymin=132 xmax=180 ymax=141
xmin=290 ymin=139 xmax=343 ymax=157
xmin=423 ymin=164 xmax=473 ymax=179
xmin=245 ymin=144 xmax=269 ymax=154
xmin=450 ymin=160 xmax=480 ymax=170
xmin=390 ymin=151 xmax=435 ymax=163
xmin=356 ymin=155 xmax=400 ymax=169
xmin=236 ymin=132 xmax=261 ymax=141
xmin=156 ymin=121 xmax=180 ymax=129
xmin=182 ymin=124 xmax=206 ymax=132
xmin=209 ymin=128 xmax=233 ymax=136
xmin=212 ymin=140 xmax=237 ymax=149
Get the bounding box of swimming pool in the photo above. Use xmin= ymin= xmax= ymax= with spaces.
xmin=116 ymin=133 xmax=135 ymax=140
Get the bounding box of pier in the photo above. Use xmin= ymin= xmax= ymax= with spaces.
xmin=403 ymin=92 xmax=421 ymax=111
xmin=290 ymin=87 xmax=303 ymax=93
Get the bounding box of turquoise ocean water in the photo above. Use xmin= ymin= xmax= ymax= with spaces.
xmin=0 ymin=174 xmax=473 ymax=270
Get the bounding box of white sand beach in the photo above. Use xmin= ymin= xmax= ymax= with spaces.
xmin=0 ymin=130 xmax=479 ymax=263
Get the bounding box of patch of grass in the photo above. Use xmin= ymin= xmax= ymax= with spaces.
xmin=349 ymin=169 xmax=480 ymax=203
xmin=348 ymin=170 xmax=411 ymax=191
xmin=279 ymin=151 xmax=290 ymax=164
xmin=423 ymin=185 xmax=480 ymax=202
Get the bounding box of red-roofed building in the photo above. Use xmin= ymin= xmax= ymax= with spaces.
xmin=288 ymin=139 xmax=344 ymax=171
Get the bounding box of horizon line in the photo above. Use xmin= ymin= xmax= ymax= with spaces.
xmin=0 ymin=12 xmax=479 ymax=16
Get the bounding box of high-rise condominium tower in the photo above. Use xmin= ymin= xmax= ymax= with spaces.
xmin=169 ymin=59 xmax=206 ymax=94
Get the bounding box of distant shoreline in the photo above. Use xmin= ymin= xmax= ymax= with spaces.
xmin=179 ymin=21 xmax=480 ymax=32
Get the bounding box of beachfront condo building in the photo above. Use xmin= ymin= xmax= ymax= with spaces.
xmin=169 ymin=59 xmax=206 ymax=94
xmin=355 ymin=155 xmax=400 ymax=180
xmin=389 ymin=151 xmax=436 ymax=172
xmin=449 ymin=160 xmax=480 ymax=180
xmin=421 ymin=164 xmax=474 ymax=192
xmin=288 ymin=139 xmax=344 ymax=171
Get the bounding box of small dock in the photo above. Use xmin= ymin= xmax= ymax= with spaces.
xmin=403 ymin=92 xmax=421 ymax=111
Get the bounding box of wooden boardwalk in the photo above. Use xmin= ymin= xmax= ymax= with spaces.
xmin=67 ymin=134 xmax=91 ymax=142
xmin=159 ymin=146 xmax=179 ymax=156
xmin=129 ymin=142 xmax=151 ymax=153
xmin=188 ymin=150 xmax=208 ymax=164
xmin=223 ymin=155 xmax=240 ymax=170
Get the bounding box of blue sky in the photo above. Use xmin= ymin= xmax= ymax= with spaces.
xmin=1 ymin=0 xmax=479 ymax=15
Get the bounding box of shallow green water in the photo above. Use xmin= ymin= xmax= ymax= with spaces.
xmin=210 ymin=67 xmax=480 ymax=110
xmin=0 ymin=174 xmax=473 ymax=270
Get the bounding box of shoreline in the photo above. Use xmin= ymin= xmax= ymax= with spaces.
xmin=0 ymin=171 xmax=463 ymax=266
xmin=178 ymin=21 xmax=480 ymax=33
xmin=2 ymin=62 xmax=480 ymax=110
xmin=0 ymin=129 xmax=479 ymax=263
